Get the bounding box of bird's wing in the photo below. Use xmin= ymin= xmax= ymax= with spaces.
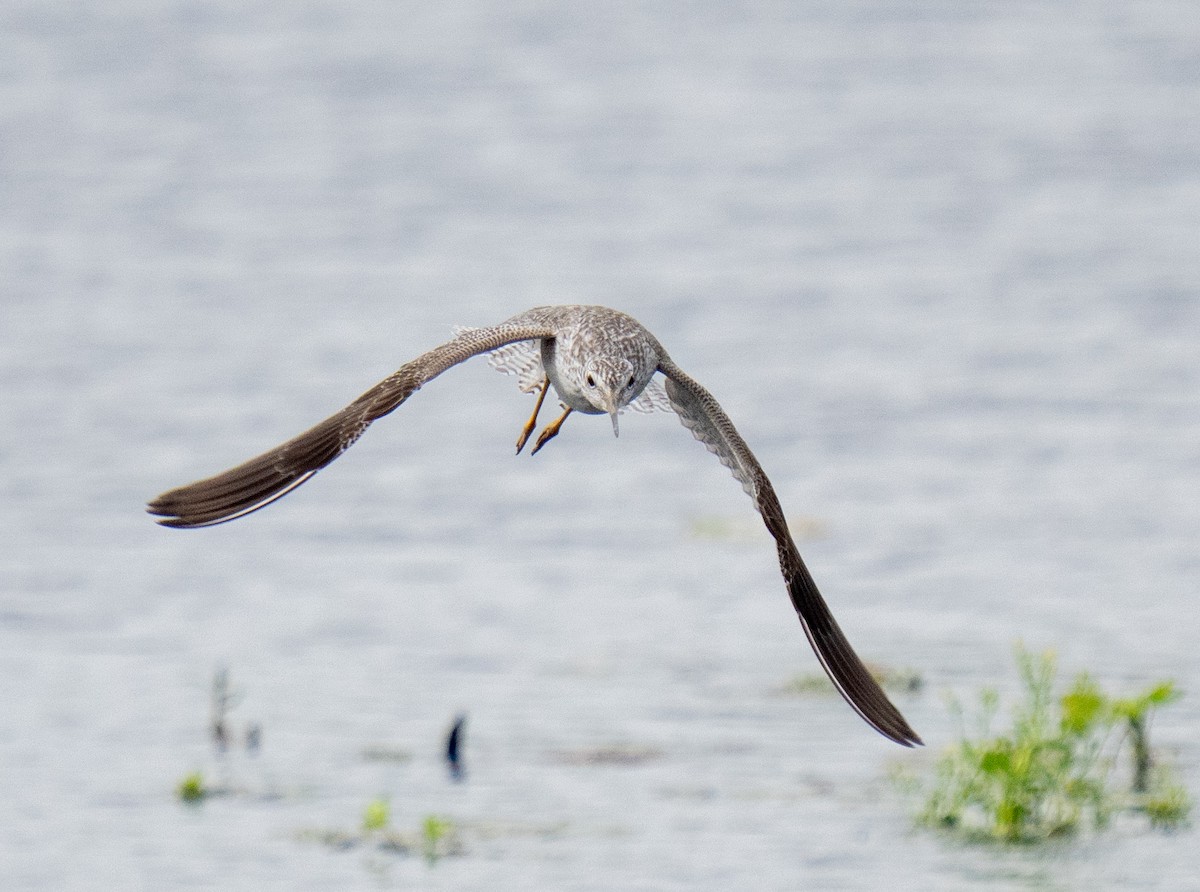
xmin=658 ymin=358 xmax=922 ymax=747
xmin=457 ymin=330 xmax=547 ymax=393
xmin=147 ymin=322 xmax=558 ymax=528
xmin=627 ymin=379 xmax=672 ymax=414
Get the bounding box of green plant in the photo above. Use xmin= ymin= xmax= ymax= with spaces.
xmin=1109 ymin=682 xmax=1179 ymax=793
xmin=1141 ymin=767 xmax=1191 ymax=829
xmin=913 ymin=646 xmax=1190 ymax=843
xmin=299 ymin=808 xmax=463 ymax=860
xmin=176 ymin=771 xmax=208 ymax=804
xmin=362 ymin=797 xmax=390 ymax=833
xmin=422 ymin=814 xmax=454 ymax=864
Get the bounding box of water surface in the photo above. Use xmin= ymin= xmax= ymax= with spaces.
xmin=2 ymin=2 xmax=1198 ymax=889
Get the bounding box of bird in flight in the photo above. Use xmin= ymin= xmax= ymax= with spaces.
xmin=148 ymin=305 xmax=921 ymax=747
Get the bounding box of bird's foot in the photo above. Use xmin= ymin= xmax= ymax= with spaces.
xmin=530 ymin=406 xmax=572 ymax=455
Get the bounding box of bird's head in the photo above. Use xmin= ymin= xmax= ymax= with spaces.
xmin=580 ymin=358 xmax=642 ymax=436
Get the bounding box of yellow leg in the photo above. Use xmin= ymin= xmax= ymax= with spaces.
xmin=531 ymin=406 xmax=573 ymax=455
xmin=515 ymin=376 xmax=551 ymax=454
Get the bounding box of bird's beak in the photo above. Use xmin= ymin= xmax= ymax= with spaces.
xmin=602 ymin=392 xmax=620 ymax=438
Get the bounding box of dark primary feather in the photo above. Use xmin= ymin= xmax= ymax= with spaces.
xmin=659 ymin=358 xmax=922 ymax=747
xmin=147 ymin=321 xmax=557 ymax=528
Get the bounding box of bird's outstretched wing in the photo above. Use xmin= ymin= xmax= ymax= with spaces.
xmin=147 ymin=321 xmax=557 ymax=528
xmin=658 ymin=358 xmax=922 ymax=747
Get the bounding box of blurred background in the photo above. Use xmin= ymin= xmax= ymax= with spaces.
xmin=1 ymin=2 xmax=1197 ymax=889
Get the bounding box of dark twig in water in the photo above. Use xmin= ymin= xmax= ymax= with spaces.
xmin=446 ymin=713 xmax=467 ymax=781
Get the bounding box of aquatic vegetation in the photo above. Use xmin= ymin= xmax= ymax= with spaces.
xmin=360 ymin=744 xmax=413 ymax=763
xmin=208 ymin=666 xmax=262 ymax=755
xmin=1142 ymin=772 xmax=1192 ymax=829
xmin=445 ymin=713 xmax=467 ymax=781
xmin=173 ymin=667 xmax=276 ymax=805
xmin=552 ymin=743 xmax=664 ymax=766
xmin=910 ymin=646 xmax=1190 ymax=843
xmin=362 ymin=797 xmax=390 ymax=833
xmin=209 ymin=667 xmax=239 ymax=752
xmin=422 ymin=815 xmax=455 ymax=864
xmin=299 ymin=806 xmax=461 ymax=862
xmin=176 ymin=771 xmax=208 ymax=804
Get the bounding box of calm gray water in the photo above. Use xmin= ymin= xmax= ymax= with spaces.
xmin=2 ymin=2 xmax=1198 ymax=889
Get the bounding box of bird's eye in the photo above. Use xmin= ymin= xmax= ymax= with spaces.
xmin=626 ymin=375 xmax=636 ymax=388
xmin=586 ymin=374 xmax=596 ymax=387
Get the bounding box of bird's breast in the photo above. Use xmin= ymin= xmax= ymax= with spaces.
xmin=541 ymin=339 xmax=603 ymax=414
